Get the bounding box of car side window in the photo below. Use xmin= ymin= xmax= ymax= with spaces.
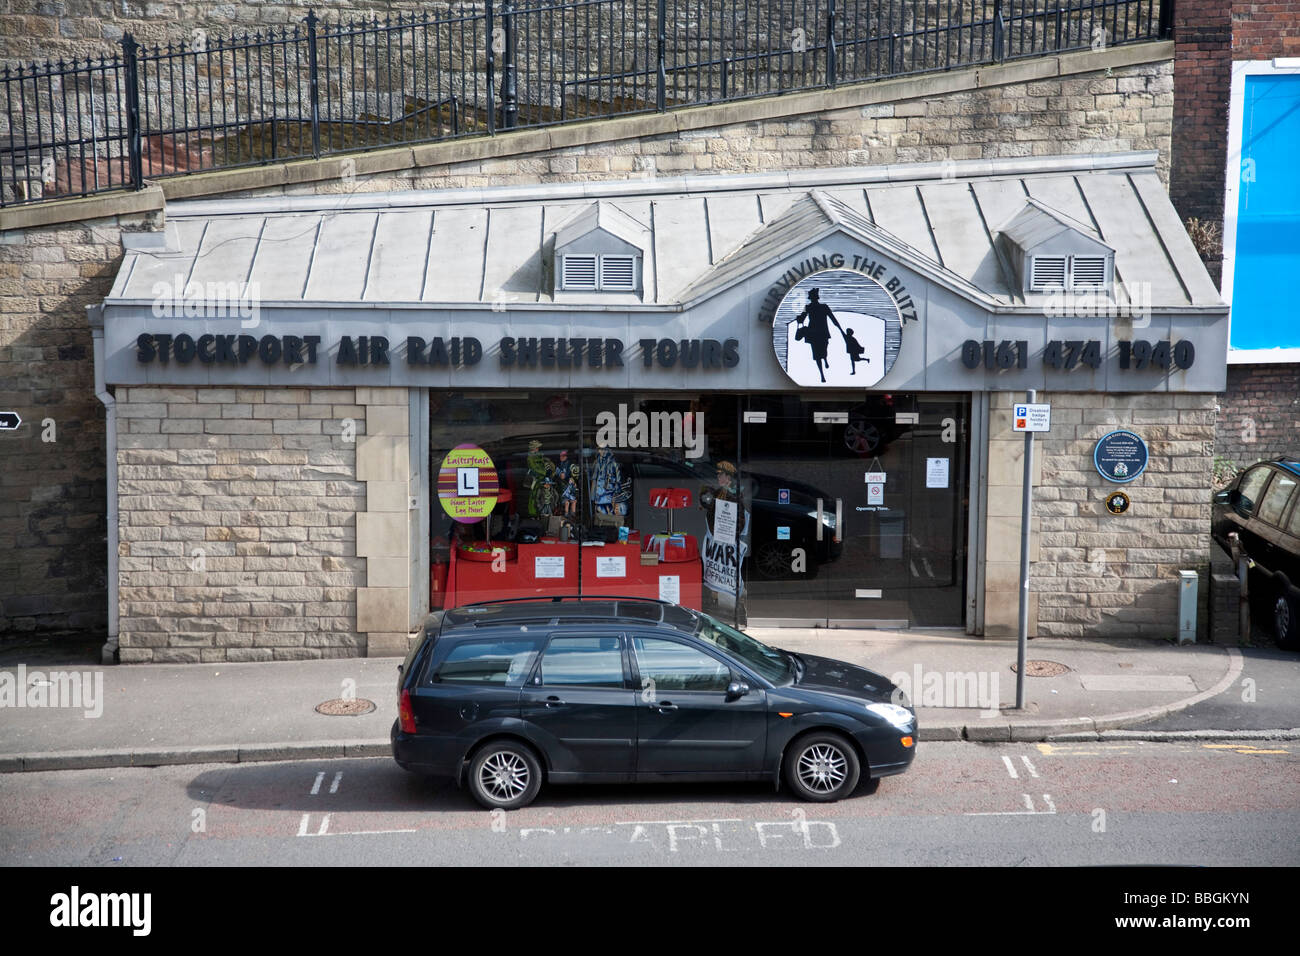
xmin=1289 ymin=492 xmax=1300 ymax=537
xmin=1236 ymin=467 xmax=1272 ymax=515
xmin=431 ymin=639 xmax=538 ymax=686
xmin=632 ymin=637 xmax=730 ymax=693
xmin=533 ymin=636 xmax=626 ymax=688
xmin=1257 ymin=474 xmax=1298 ymax=527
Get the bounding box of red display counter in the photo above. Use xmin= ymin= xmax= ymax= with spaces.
xmin=443 ymin=538 xmax=702 ymax=610
xmin=577 ymin=541 xmax=702 ymax=610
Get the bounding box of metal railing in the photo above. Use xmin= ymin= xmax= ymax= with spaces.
xmin=0 ymin=0 xmax=1173 ymax=207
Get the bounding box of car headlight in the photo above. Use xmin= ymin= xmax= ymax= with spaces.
xmin=804 ymin=509 xmax=836 ymax=529
xmin=866 ymin=702 xmax=915 ymax=729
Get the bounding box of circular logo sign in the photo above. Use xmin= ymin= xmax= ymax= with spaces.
xmin=1094 ymin=430 xmax=1149 ymax=484
xmin=1105 ymin=491 xmax=1131 ymax=515
xmin=772 ymin=269 xmax=902 ymax=388
xmin=437 ymin=444 xmax=499 ymax=523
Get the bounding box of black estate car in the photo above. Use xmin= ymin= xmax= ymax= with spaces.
xmin=1212 ymin=457 xmax=1300 ymax=649
xmin=392 ymin=597 xmax=917 ymax=809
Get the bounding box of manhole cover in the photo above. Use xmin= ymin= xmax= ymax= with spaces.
xmin=1010 ymin=660 xmax=1070 ymax=677
xmin=315 ymin=698 xmax=376 ymax=716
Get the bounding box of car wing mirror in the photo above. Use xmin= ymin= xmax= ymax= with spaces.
xmin=725 ymin=681 xmax=749 ymax=701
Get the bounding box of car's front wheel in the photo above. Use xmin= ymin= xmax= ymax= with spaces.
xmin=784 ymin=732 xmax=862 ymax=802
xmin=468 ymin=740 xmax=542 ymax=810
xmin=1273 ymin=587 xmax=1300 ymax=650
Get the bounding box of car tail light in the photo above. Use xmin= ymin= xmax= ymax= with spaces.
xmin=399 ymin=688 xmax=417 ymax=733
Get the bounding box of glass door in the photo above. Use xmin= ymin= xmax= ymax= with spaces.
xmin=740 ymin=393 xmax=968 ymax=627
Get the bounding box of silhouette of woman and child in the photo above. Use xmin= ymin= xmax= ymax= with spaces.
xmin=793 ymin=288 xmax=867 ymax=383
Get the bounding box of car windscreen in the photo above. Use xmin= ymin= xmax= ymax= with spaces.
xmin=694 ymin=614 xmax=794 ymax=685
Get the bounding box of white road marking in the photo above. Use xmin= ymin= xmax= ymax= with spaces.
xmin=310 ymin=772 xmax=324 ymax=796
xmin=966 ymin=794 xmax=1057 ymax=816
xmin=296 ymin=813 xmax=333 ymax=836
xmin=329 ymin=771 xmax=343 ymax=794
xmin=614 ymin=817 xmax=742 ymax=826
xmin=1001 ymin=756 xmax=1018 ymax=778
xmin=1020 ymin=755 xmax=1039 ymax=778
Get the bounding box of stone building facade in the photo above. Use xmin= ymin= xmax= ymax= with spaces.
xmin=3 ymin=33 xmax=1219 ymax=654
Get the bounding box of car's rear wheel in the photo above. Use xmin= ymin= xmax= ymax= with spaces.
xmin=1272 ymin=587 xmax=1300 ymax=650
xmin=468 ymin=740 xmax=542 ymax=810
xmin=784 ymin=732 xmax=861 ymax=802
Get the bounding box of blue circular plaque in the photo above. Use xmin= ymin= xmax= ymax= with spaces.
xmin=1094 ymin=430 xmax=1148 ymax=483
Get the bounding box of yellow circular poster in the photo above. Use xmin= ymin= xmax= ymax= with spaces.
xmin=437 ymin=444 xmax=499 ymax=523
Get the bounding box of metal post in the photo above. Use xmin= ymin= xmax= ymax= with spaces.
xmin=120 ymin=34 xmax=143 ymax=191
xmin=655 ymin=0 xmax=666 ymax=111
xmin=1229 ymin=532 xmax=1250 ymax=641
xmin=499 ymin=0 xmax=517 ymax=129
xmin=1158 ymin=0 xmax=1175 ymax=40
xmin=486 ymin=0 xmax=496 ymax=135
xmin=1016 ymin=389 xmax=1034 ymax=709
xmin=826 ymin=0 xmax=837 ymax=88
xmin=305 ymin=12 xmax=320 ymax=159
xmin=992 ymin=0 xmax=1005 ymax=63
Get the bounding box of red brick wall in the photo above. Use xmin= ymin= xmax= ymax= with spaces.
xmin=1169 ymin=0 xmax=1232 ymax=239
xmin=1232 ymin=2 xmax=1300 ymax=59
xmin=1215 ymin=364 xmax=1300 ymax=470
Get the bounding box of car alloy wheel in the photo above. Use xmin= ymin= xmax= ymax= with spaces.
xmin=468 ymin=741 xmax=542 ymax=810
xmin=843 ymin=421 xmax=880 ymax=455
xmin=784 ymin=732 xmax=862 ymax=802
xmin=755 ymin=540 xmax=793 ymax=579
xmin=1274 ymin=590 xmax=1300 ymax=650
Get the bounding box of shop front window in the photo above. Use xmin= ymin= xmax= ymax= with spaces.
xmin=430 ymin=392 xmax=740 ymax=619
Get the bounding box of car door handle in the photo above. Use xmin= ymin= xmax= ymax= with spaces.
xmin=544 ymin=696 xmax=565 ymax=707
xmin=651 ymin=701 xmax=677 ymax=712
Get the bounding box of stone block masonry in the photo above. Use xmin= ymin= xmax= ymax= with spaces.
xmin=115 ymin=386 xmax=368 ymax=662
xmin=1027 ymin=391 xmax=1217 ymax=641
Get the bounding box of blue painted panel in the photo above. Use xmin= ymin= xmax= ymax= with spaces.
xmin=1232 ymin=74 xmax=1300 ymax=351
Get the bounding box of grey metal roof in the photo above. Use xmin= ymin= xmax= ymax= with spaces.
xmin=106 ymin=153 xmax=1224 ymax=312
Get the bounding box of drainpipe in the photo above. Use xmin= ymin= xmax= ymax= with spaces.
xmin=88 ymin=304 xmax=119 ymax=664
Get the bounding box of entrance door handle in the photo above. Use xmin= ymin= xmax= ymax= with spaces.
xmin=835 ymin=498 xmax=842 ymax=544
xmin=816 ymin=498 xmax=824 ymax=542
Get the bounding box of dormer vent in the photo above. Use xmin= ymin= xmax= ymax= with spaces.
xmin=998 ymin=199 xmax=1115 ymax=295
xmin=552 ymin=201 xmax=648 ymax=297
